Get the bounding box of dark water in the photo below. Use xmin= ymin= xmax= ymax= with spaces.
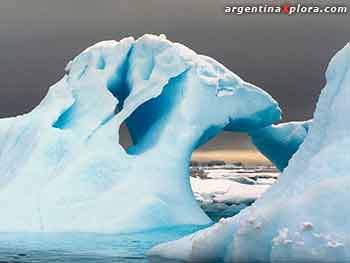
xmin=0 ymin=225 xmax=207 ymax=263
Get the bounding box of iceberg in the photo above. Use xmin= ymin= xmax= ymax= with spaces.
xmin=149 ymin=43 xmax=350 ymax=261
xmin=249 ymin=120 xmax=312 ymax=171
xmin=0 ymin=34 xmax=281 ymax=232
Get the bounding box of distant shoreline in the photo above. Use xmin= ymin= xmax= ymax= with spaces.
xmin=192 ymin=149 xmax=272 ymax=166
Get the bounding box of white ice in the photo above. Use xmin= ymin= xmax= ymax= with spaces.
xmin=149 ymin=43 xmax=350 ymax=262
xmin=0 ymin=34 xmax=280 ymax=233
xmin=191 ymin=176 xmax=269 ymax=212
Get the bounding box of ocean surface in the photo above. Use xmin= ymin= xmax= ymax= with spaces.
xmin=0 ymin=165 xmax=278 ymax=262
xmin=0 ymin=226 xmax=207 ymax=263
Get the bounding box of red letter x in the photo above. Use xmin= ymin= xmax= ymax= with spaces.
xmin=282 ymin=4 xmax=289 ymax=14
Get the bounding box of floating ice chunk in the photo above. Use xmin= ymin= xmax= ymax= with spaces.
xmin=0 ymin=34 xmax=280 ymax=232
xmin=190 ymin=176 xmax=269 ymax=213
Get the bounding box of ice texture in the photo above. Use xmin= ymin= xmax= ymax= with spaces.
xmin=0 ymin=34 xmax=280 ymax=232
xmin=250 ymin=120 xmax=312 ymax=171
xmin=191 ymin=176 xmax=269 ymax=210
xmin=149 ymin=43 xmax=350 ymax=262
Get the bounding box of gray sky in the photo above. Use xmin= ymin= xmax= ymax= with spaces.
xmin=0 ymin=0 xmax=349 ymax=157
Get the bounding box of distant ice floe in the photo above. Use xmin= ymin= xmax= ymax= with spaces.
xmin=190 ymin=164 xmax=279 ymax=220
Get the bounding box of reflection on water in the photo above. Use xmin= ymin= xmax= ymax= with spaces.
xmin=0 ymin=225 xmax=207 ymax=262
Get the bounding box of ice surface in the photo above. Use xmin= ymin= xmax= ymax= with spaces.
xmin=149 ymin=43 xmax=350 ymax=261
xmin=190 ymin=164 xmax=279 ymax=220
xmin=250 ymin=120 xmax=312 ymax=170
xmin=0 ymin=34 xmax=280 ymax=232
xmin=191 ymin=176 xmax=269 ymax=208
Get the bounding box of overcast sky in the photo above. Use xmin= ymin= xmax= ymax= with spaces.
xmin=0 ymin=0 xmax=349 ymax=158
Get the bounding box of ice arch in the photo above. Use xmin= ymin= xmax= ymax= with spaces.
xmin=149 ymin=43 xmax=350 ymax=262
xmin=0 ymin=34 xmax=280 ymax=232
xmin=249 ymin=120 xmax=312 ymax=171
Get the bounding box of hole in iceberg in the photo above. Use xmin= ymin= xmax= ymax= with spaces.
xmin=190 ymin=132 xmax=280 ymax=222
xmin=122 ymin=74 xmax=187 ymax=155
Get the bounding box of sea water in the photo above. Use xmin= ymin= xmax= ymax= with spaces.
xmin=0 ymin=225 xmax=207 ymax=262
